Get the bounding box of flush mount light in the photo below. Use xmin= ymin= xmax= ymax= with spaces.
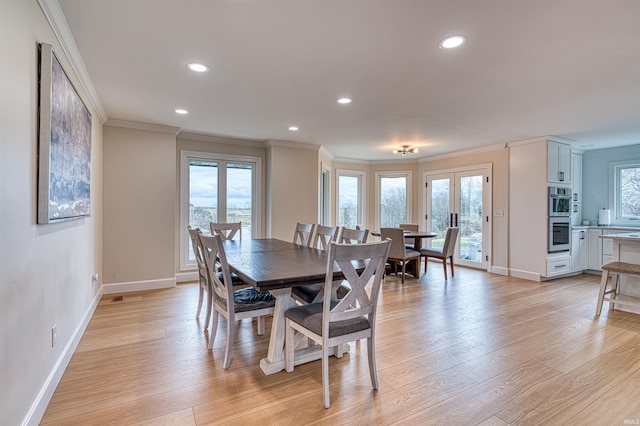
xmin=439 ymin=35 xmax=467 ymax=49
xmin=288 ymin=126 xmax=299 ymax=131
xmin=337 ymin=97 xmax=352 ymax=104
xmin=186 ymin=62 xmax=209 ymax=72
xmin=174 ymin=108 xmax=188 ymax=115
xmin=392 ymin=145 xmax=419 ymax=156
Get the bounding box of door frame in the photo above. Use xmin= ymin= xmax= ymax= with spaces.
xmin=422 ymin=164 xmax=492 ymax=272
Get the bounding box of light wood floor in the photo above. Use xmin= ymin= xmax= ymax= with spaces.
xmin=42 ymin=264 xmax=640 ymax=425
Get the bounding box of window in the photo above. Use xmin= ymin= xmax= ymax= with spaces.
xmin=180 ymin=151 xmax=262 ymax=270
xmin=336 ymin=169 xmax=365 ymax=228
xmin=375 ymin=171 xmax=412 ymax=229
xmin=611 ymin=161 xmax=640 ymax=223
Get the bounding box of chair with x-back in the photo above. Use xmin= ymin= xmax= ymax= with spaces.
xmin=293 ymin=222 xmax=316 ymax=247
xmin=198 ymin=231 xmax=275 ymax=369
xmin=284 ymin=240 xmax=391 ymax=408
xmin=210 ymin=222 xmax=242 ymax=241
xmin=291 ymin=225 xmax=341 ymax=304
xmin=338 ymin=227 xmax=369 ymax=244
xmin=188 ymin=226 xmax=212 ymax=329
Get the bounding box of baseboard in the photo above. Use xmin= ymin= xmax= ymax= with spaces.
xmin=23 ymin=287 xmax=103 ymax=426
xmin=176 ymin=271 xmax=198 ymax=283
xmin=490 ymin=266 xmax=509 ymax=276
xmin=102 ymin=277 xmax=176 ymax=294
xmin=509 ymin=268 xmax=542 ymax=282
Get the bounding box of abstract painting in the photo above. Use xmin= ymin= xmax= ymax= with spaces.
xmin=38 ymin=43 xmax=92 ymax=223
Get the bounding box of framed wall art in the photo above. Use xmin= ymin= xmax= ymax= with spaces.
xmin=37 ymin=42 xmax=92 ymax=224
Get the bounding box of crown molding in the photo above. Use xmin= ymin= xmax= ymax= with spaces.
xmin=418 ymin=142 xmax=507 ymax=163
xmin=319 ymin=146 xmax=334 ymax=160
xmin=178 ymin=131 xmax=266 ymax=149
xmin=37 ymin=0 xmax=107 ymax=123
xmin=506 ymin=135 xmax=576 ymax=148
xmin=105 ymin=119 xmax=181 ymax=134
xmin=265 ymin=139 xmax=322 ymax=151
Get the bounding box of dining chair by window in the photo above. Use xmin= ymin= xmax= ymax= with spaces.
xmin=420 ymin=227 xmax=460 ymax=280
xmin=284 ymin=240 xmax=391 ymax=408
xmin=293 ymin=222 xmax=316 ymax=246
xmin=187 ymin=226 xmax=212 ymax=329
xmin=198 ymin=232 xmax=275 ymax=369
xmin=210 ymin=222 xmax=242 ymax=240
xmin=380 ymin=227 xmax=421 ymax=283
xmin=291 ymin=225 xmax=342 ymax=304
xmin=339 ymin=227 xmax=369 ymax=244
xmin=399 ymin=223 xmax=419 ymax=250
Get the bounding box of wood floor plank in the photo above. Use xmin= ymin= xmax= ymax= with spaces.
xmin=41 ymin=266 xmax=640 ymax=424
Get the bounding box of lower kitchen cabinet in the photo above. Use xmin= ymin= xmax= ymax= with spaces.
xmin=571 ymin=229 xmax=587 ymax=272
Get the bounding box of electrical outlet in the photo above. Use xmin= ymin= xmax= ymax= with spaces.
xmin=52 ymin=325 xmax=57 ymax=347
xmin=92 ymin=273 xmax=99 ymax=287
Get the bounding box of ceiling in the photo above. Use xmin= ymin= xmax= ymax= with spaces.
xmin=57 ymin=0 xmax=640 ymax=161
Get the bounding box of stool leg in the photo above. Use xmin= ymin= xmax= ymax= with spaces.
xmin=596 ymin=269 xmax=609 ymax=316
xmin=610 ymin=273 xmax=619 ymax=311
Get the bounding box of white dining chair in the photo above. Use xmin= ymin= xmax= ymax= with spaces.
xmin=198 ymin=231 xmax=275 ymax=369
xmin=284 ymin=240 xmax=391 ymax=408
xmin=293 ymin=222 xmax=316 ymax=246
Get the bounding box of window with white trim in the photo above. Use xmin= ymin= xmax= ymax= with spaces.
xmin=336 ymin=169 xmax=365 ymax=228
xmin=611 ymin=160 xmax=640 ymax=224
xmin=375 ymin=171 xmax=412 ymax=229
xmin=180 ymin=151 xmax=262 ymax=270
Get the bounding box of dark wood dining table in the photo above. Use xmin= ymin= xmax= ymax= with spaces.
xmin=221 ymin=238 xmax=360 ymax=375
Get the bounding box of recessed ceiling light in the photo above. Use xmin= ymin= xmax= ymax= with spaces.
xmin=186 ymin=62 xmax=209 ymax=72
xmin=288 ymin=126 xmax=299 ymax=131
xmin=439 ymin=35 xmax=467 ymax=49
xmin=174 ymin=108 xmax=188 ymax=115
xmin=337 ymin=97 xmax=352 ymax=104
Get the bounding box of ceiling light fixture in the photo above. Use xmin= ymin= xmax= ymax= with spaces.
xmin=288 ymin=126 xmax=299 ymax=131
xmin=186 ymin=62 xmax=209 ymax=72
xmin=439 ymin=35 xmax=467 ymax=49
xmin=174 ymin=108 xmax=188 ymax=115
xmin=392 ymin=145 xmax=419 ymax=156
xmin=337 ymin=97 xmax=352 ymax=104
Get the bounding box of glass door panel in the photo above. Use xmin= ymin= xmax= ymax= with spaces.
xmin=227 ymin=163 xmax=253 ymax=238
xmin=427 ymin=176 xmax=452 ymax=252
xmin=457 ymin=173 xmax=484 ymax=266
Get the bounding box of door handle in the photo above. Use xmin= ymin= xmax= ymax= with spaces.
xmin=450 ymin=213 xmax=453 ymax=228
xmin=455 ymin=213 xmax=459 ymax=227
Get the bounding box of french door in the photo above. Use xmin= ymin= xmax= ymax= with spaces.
xmin=425 ymin=166 xmax=491 ymax=270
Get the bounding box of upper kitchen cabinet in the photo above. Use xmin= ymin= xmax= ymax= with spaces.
xmin=571 ymin=152 xmax=582 ymax=203
xmin=548 ymin=141 xmax=572 ymax=184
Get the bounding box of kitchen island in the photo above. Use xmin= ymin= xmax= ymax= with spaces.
xmin=599 ymin=232 xmax=640 ymax=314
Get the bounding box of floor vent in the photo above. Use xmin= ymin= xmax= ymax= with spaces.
xmin=111 ymin=295 xmax=125 ymax=303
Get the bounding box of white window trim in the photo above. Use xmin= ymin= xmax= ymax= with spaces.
xmin=609 ymin=159 xmax=640 ymax=225
xmin=336 ymin=169 xmax=366 ymax=228
xmin=180 ymin=150 xmax=262 ymax=271
xmin=374 ymin=170 xmax=412 ymax=229
xmin=320 ymin=162 xmax=331 ymax=225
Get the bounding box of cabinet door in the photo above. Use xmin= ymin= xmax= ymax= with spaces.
xmin=571 ymin=230 xmax=581 ymax=271
xmin=558 ymin=144 xmax=572 ymax=183
xmin=548 ymin=142 xmax=572 ymax=184
xmin=587 ymin=229 xmax=603 ymax=270
xmin=572 ymin=153 xmax=582 ymax=203
xmin=571 ymin=203 xmax=582 ymax=226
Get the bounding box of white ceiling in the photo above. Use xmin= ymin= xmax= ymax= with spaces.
xmin=57 ymin=0 xmax=640 ymax=161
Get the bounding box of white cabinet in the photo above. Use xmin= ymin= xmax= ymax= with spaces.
xmin=548 ymin=141 xmax=572 ymax=184
xmin=547 ymin=254 xmax=572 ymax=277
xmin=571 ymin=229 xmax=588 ymax=272
xmin=587 ymin=228 xmax=603 ymax=270
xmin=571 ymin=203 xmax=582 ymax=226
xmin=571 ymin=153 xmax=582 ymax=203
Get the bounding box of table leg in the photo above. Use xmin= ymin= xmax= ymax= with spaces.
xmin=260 ymin=288 xmax=296 ymax=375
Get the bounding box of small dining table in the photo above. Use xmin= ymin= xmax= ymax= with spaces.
xmin=371 ymin=230 xmax=437 ymax=278
xmin=221 ymin=238 xmax=360 ymax=375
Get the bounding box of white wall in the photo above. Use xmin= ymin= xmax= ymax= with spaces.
xmin=0 ymin=1 xmax=103 ymax=424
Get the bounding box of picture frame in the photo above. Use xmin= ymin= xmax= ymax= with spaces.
xmin=37 ymin=42 xmax=92 ymax=224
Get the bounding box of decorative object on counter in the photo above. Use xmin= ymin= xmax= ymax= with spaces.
xmin=599 ymin=208 xmax=611 ymax=226
xmin=582 ymin=219 xmax=590 ymax=226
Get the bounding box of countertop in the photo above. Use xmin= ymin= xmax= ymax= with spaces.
xmin=572 ymin=225 xmax=640 ymax=231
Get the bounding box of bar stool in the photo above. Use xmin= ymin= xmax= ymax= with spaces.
xmin=596 ymin=261 xmax=640 ymax=315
